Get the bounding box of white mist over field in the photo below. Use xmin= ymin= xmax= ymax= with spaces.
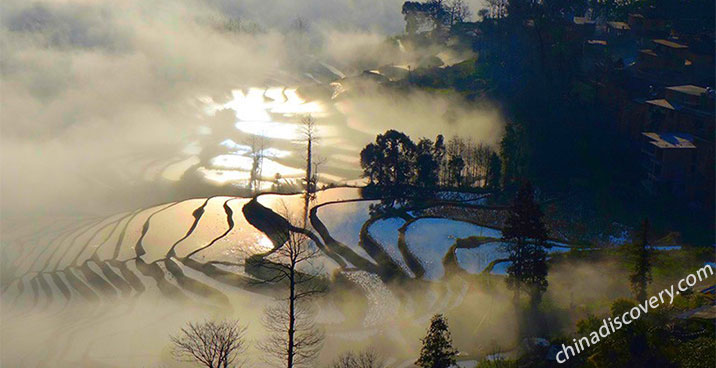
xmin=1 ymin=0 xmax=497 ymax=217
xmin=0 ymin=1 xmax=529 ymax=367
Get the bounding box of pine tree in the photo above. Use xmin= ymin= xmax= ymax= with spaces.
xmin=416 ymin=138 xmax=440 ymax=188
xmin=487 ymin=152 xmax=501 ymax=189
xmin=502 ymin=181 xmax=549 ymax=307
xmin=628 ymin=218 xmax=652 ymax=301
xmin=415 ymin=314 xmax=458 ymax=368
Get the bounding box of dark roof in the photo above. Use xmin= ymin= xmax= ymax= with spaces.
xmin=607 ymin=21 xmax=631 ymax=30
xmin=653 ymin=39 xmax=688 ymax=49
xmin=666 ymin=85 xmax=707 ymax=96
xmin=642 ymin=132 xmax=696 ymax=149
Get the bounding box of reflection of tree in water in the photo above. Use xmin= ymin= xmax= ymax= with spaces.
xmin=361 ymin=186 xmax=427 ymax=219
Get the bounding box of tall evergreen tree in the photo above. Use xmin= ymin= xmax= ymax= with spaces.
xmin=416 ymin=138 xmax=440 ymax=188
xmin=628 ymin=218 xmax=652 ymax=302
xmin=415 ymin=314 xmax=458 ymax=368
xmin=487 ymin=152 xmax=501 ymax=189
xmin=502 ymin=181 xmax=549 ymax=307
xmin=360 ymin=130 xmax=416 ymax=187
xmin=499 ymin=122 xmax=528 ymax=188
xmin=447 ymin=156 xmax=465 ymax=187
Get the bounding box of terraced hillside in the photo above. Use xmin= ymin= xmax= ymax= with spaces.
xmin=0 ymin=187 xmax=574 ymax=367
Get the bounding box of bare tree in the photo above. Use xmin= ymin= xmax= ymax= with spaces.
xmin=300 ymin=115 xmax=319 ymax=226
xmin=447 ymin=0 xmax=472 ymax=25
xmin=170 ymin=320 xmax=248 ymax=368
xmin=301 ymin=115 xmax=318 ymax=194
xmin=486 ymin=0 xmax=508 ymax=19
xmin=329 ymin=349 xmax=385 ymax=368
xmin=257 ymin=227 xmax=326 ymax=368
xmin=248 ymin=135 xmax=267 ymax=193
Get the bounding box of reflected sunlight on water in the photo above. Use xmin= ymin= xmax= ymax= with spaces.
xmin=193 ymin=86 xmax=338 ymax=186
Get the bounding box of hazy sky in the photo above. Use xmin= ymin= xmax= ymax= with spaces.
xmin=0 ymin=0 xmax=493 ymax=218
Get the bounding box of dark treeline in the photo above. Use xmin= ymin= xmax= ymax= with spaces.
xmin=397 ymin=0 xmax=714 ymax=242
xmin=360 ymin=129 xmax=501 ymax=193
xmin=402 ymin=0 xmax=472 ymax=40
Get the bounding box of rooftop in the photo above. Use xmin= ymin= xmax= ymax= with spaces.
xmin=676 ymin=304 xmax=716 ymax=320
xmin=653 ymin=39 xmax=688 ymax=49
xmin=642 ymin=132 xmax=696 ymax=149
xmin=607 ymin=21 xmax=631 ymax=30
xmin=666 ymin=85 xmax=707 ymax=96
xmin=646 ymin=99 xmax=676 ymax=110
xmin=573 ymin=16 xmax=595 ymax=25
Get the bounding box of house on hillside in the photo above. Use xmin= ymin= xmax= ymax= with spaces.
xmin=638 ymin=39 xmax=690 ymax=72
xmin=624 ymin=85 xmax=714 ymax=204
xmin=606 ymin=21 xmax=631 ymax=38
xmin=628 ymin=13 xmax=667 ymax=46
xmin=641 ymin=132 xmax=696 ymax=197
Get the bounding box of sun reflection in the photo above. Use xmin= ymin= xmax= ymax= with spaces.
xmin=196 ymin=167 xmax=251 ymax=184
xmin=196 ymin=86 xmax=345 ymax=186
xmin=256 ymin=236 xmax=274 ymax=252
xmin=209 ymin=154 xmax=303 ymax=178
xmin=233 ymin=121 xmax=300 ymax=140
xmin=202 ymin=87 xmax=327 ymax=140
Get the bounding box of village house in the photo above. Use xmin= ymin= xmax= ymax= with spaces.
xmin=641 ymin=132 xmax=696 ymax=197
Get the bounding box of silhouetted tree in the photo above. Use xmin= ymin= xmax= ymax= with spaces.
xmin=487 ymin=152 xmax=502 ymax=189
xmin=628 ymin=218 xmax=652 ymax=302
xmin=447 ymin=156 xmax=465 ymax=187
xmin=416 ymin=138 xmax=440 ymax=188
xmin=257 ymin=226 xmax=326 ymax=368
xmin=575 ymin=298 xmax=679 ymax=367
xmin=415 ymin=314 xmax=458 ymax=368
xmin=434 ymin=134 xmax=446 ymax=167
xmin=360 ymin=130 xmax=416 ymax=187
xmin=171 ymin=320 xmax=247 ymax=368
xmin=330 ymin=349 xmax=385 ymax=368
xmin=486 ymin=0 xmax=508 ymax=19
xmin=301 ymin=115 xmax=317 ymax=195
xmin=402 ymin=1 xmax=450 ymax=37
xmin=446 ymin=0 xmax=471 ymax=25
xmin=248 ymin=135 xmax=266 ymax=193
xmin=301 ymin=115 xmax=319 ymax=225
xmin=499 ymin=122 xmax=528 ymax=188
xmin=502 ymin=181 xmax=548 ymax=308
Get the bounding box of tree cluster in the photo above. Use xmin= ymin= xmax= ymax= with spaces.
xmin=171 ymin=320 xmax=247 ymax=368
xmin=401 ymin=0 xmax=472 ymax=38
xmin=329 ymin=349 xmax=385 ymax=368
xmin=360 ymin=130 xmax=500 ymax=193
xmin=502 ymin=182 xmax=549 ymax=310
xmin=572 ymin=296 xmax=715 ymax=368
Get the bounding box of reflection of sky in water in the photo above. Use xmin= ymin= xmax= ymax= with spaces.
xmin=406 ymin=219 xmax=502 ymax=280
xmin=194 ymin=87 xmax=339 ymax=185
xmin=205 ymin=87 xmax=327 ymax=141
xmin=317 ymin=201 xmax=378 ymax=265
xmin=455 ymin=242 xmax=508 ymax=274
xmin=208 ymin=154 xmax=303 ymax=178
xmin=196 ymin=168 xmax=251 ymax=185
xmin=234 ymin=120 xmax=301 ymax=140
xmin=218 ymin=139 xmax=291 ymax=158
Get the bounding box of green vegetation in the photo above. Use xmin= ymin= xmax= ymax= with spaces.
xmin=416 ymin=314 xmax=459 ymax=368
xmin=360 ymin=130 xmax=500 ymax=195
xmin=503 ymin=182 xmax=549 ymax=311
xmin=627 ymin=219 xmax=653 ymax=301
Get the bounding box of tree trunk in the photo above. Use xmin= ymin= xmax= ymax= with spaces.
xmin=303 ymin=136 xmax=312 ymax=227
xmin=287 ymin=264 xmax=296 ymax=368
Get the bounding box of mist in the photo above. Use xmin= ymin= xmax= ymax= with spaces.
xmin=1 ymin=0 xmax=498 ymax=216
xmin=0 ymin=0 xmax=515 ymax=367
